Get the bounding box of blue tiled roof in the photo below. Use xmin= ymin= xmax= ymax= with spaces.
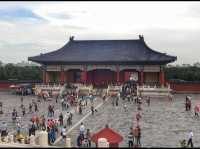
xmin=28 ymin=37 xmax=177 ymax=65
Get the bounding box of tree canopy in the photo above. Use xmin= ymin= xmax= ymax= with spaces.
xmin=0 ymin=62 xmax=199 ymax=82
xmin=0 ymin=63 xmax=42 ymax=81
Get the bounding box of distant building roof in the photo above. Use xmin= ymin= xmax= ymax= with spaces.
xmin=28 ymin=35 xmax=177 ymax=65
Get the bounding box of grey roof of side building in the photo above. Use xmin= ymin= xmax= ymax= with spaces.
xmin=28 ymin=36 xmax=177 ymax=65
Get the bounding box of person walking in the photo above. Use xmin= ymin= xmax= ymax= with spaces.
xmin=22 ymin=105 xmax=26 ymax=116
xmin=91 ymin=105 xmax=94 ymax=115
xmin=34 ymin=103 xmax=38 ymax=112
xmin=194 ymin=105 xmax=199 ymax=117
xmin=188 ymin=99 xmax=192 ymax=111
xmin=79 ymin=104 xmax=82 ymax=115
xmin=59 ymin=113 xmax=64 ymax=126
xmin=61 ymin=126 xmax=67 ymax=143
xmin=187 ymin=130 xmax=193 ymax=148
xmin=1 ymin=122 xmax=8 ymax=138
xmin=128 ymin=127 xmax=134 ymax=148
xmin=136 ymin=112 xmax=142 ymax=125
xmin=116 ymin=96 xmax=119 ymax=106
xmin=80 ymin=122 xmax=85 ymax=139
xmin=12 ymin=108 xmax=17 ymax=123
xmin=86 ymin=129 xmax=91 ymax=148
xmin=137 ymin=125 xmax=141 ymax=146
xmin=29 ymin=103 xmax=32 ymax=113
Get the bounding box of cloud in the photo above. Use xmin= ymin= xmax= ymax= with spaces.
xmin=0 ymin=6 xmax=47 ymax=23
xmin=0 ymin=2 xmax=199 ymax=65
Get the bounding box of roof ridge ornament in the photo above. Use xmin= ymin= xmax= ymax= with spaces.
xmin=69 ymin=36 xmax=74 ymax=41
xmin=139 ymin=34 xmax=144 ymax=41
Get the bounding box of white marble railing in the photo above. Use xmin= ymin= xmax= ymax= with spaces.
xmin=137 ymin=84 xmax=172 ymax=97
xmin=107 ymin=85 xmax=121 ymax=96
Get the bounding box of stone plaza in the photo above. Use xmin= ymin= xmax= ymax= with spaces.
xmin=0 ymin=90 xmax=200 ymax=147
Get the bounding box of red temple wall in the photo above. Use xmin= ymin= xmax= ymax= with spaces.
xmin=169 ymin=82 xmax=200 ymax=93
xmin=0 ymin=82 xmax=12 ymax=89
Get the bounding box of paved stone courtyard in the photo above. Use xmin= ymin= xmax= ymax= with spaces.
xmin=1 ymin=91 xmax=200 ymax=147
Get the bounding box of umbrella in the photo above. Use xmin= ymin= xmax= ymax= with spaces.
xmin=9 ymin=85 xmax=16 ymax=88
xmin=194 ymin=104 xmax=200 ymax=112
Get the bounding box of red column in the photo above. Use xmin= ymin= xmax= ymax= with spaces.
xmin=60 ymin=67 xmax=65 ymax=85
xmin=140 ymin=70 xmax=144 ymax=85
xmin=43 ymin=70 xmax=46 ymax=84
xmin=116 ymin=65 xmax=120 ymax=83
xmin=159 ymin=71 xmax=165 ymax=87
xmin=45 ymin=71 xmax=49 ymax=84
xmin=83 ymin=66 xmax=87 ymax=84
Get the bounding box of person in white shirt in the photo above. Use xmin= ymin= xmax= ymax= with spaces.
xmin=187 ymin=131 xmax=193 ymax=147
xmin=1 ymin=122 xmax=7 ymax=137
xmin=61 ymin=126 xmax=67 ymax=142
xmin=80 ymin=122 xmax=85 ymax=139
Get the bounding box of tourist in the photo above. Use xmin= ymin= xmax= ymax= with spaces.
xmin=188 ymin=99 xmax=192 ymax=111
xmin=127 ymin=93 xmax=131 ymax=102
xmin=136 ymin=112 xmax=142 ymax=125
xmin=66 ymin=102 xmax=69 ymax=110
xmin=124 ymin=104 xmax=128 ymax=112
xmin=22 ymin=105 xmax=26 ymax=116
xmin=133 ymin=126 xmax=139 ymax=147
xmin=135 ymin=96 xmax=138 ymax=103
xmin=12 ymin=108 xmax=17 ymax=122
xmin=59 ymin=113 xmax=64 ymax=126
xmin=61 ymin=99 xmax=65 ymax=111
xmin=34 ymin=103 xmax=38 ymax=112
xmin=86 ymin=129 xmax=91 ymax=148
xmin=79 ymin=103 xmax=82 ymax=115
xmin=137 ymin=125 xmax=141 ymax=146
xmin=77 ymin=134 xmax=82 ymax=148
xmin=146 ymin=97 xmax=150 ymax=106
xmin=91 ymin=105 xmax=94 ymax=115
xmin=102 ymin=94 xmax=106 ymax=102
xmin=1 ymin=122 xmax=8 ymax=138
xmin=116 ymin=96 xmax=119 ymax=106
xmin=16 ymin=122 xmax=21 ymax=134
xmin=50 ymin=126 xmax=56 ymax=144
xmin=187 ymin=130 xmax=193 ymax=148
xmin=186 ymin=96 xmax=191 ymax=111
xmin=133 ymin=125 xmax=141 ymax=147
xmin=89 ymin=93 xmax=94 ymax=104
xmin=194 ymin=105 xmax=199 ymax=117
xmin=185 ymin=96 xmax=188 ymax=111
xmin=82 ymin=137 xmax=88 ymax=147
xmin=128 ymin=127 xmax=134 ymax=148
xmin=36 ymin=116 xmax=40 ymax=129
xmin=80 ymin=122 xmax=85 ymax=139
xmin=28 ymin=119 xmax=33 ymax=136
xmin=61 ymin=126 xmax=67 ymax=142
xmin=29 ymin=103 xmax=32 ymax=113
xmin=41 ymin=115 xmax=46 ymax=130
xmin=56 ymin=95 xmax=58 ymax=103
xmin=168 ymin=94 xmax=173 ymax=102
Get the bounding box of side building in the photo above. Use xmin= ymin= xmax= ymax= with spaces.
xmin=28 ymin=35 xmax=177 ymax=87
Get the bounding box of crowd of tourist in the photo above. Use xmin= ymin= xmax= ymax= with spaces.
xmin=0 ymin=82 xmax=198 ymax=148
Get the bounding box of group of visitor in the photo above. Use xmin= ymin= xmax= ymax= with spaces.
xmin=47 ymin=119 xmax=59 ymax=145
xmin=77 ymin=122 xmax=92 ymax=148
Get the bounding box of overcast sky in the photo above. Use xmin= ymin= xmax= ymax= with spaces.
xmin=0 ymin=2 xmax=200 ymax=65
